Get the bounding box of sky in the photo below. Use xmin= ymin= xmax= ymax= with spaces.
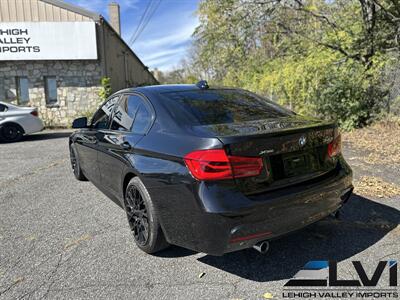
xmin=64 ymin=0 xmax=200 ymax=71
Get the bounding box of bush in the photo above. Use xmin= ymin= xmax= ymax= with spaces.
xmin=99 ymin=77 xmax=112 ymax=101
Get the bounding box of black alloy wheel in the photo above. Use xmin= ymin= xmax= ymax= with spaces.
xmin=69 ymin=144 xmax=87 ymax=181
xmin=124 ymin=177 xmax=169 ymax=254
xmin=126 ymin=185 xmax=149 ymax=246
xmin=0 ymin=124 xmax=23 ymax=142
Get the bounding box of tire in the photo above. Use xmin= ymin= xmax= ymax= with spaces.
xmin=124 ymin=177 xmax=169 ymax=254
xmin=69 ymin=144 xmax=87 ymax=181
xmin=0 ymin=123 xmax=23 ymax=142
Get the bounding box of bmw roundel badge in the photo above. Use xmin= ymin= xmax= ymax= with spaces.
xmin=299 ymin=135 xmax=307 ymax=147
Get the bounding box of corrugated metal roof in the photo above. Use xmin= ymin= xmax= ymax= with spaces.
xmin=41 ymin=0 xmax=100 ymax=21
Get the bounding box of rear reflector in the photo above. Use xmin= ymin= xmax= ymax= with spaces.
xmin=184 ymin=149 xmax=264 ymax=181
xmin=30 ymin=110 xmax=38 ymax=117
xmin=328 ymin=134 xmax=341 ymax=157
xmin=229 ymin=230 xmax=272 ymax=243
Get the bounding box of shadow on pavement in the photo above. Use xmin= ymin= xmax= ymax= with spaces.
xmin=155 ymin=246 xmax=197 ymax=258
xmin=22 ymin=131 xmax=73 ymax=142
xmin=193 ymin=194 xmax=399 ymax=282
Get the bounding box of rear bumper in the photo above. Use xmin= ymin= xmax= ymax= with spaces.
xmin=224 ymin=184 xmax=353 ymax=254
xmin=21 ymin=117 xmax=44 ymax=135
xmin=147 ymin=159 xmax=352 ymax=256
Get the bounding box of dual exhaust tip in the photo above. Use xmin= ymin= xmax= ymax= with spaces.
xmin=253 ymin=240 xmax=270 ymax=254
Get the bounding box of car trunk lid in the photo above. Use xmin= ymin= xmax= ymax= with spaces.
xmin=194 ymin=116 xmax=338 ymax=195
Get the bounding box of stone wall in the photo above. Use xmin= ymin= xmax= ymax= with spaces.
xmin=0 ymin=60 xmax=103 ymax=127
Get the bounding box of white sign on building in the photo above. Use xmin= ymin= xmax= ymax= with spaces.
xmin=0 ymin=22 xmax=98 ymax=60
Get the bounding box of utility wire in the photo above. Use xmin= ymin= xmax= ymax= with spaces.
xmin=130 ymin=0 xmax=162 ymax=45
xmin=128 ymin=0 xmax=154 ymax=46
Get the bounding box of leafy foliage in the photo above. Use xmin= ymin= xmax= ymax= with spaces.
xmin=177 ymin=0 xmax=400 ymax=129
xmin=99 ymin=77 xmax=112 ymax=101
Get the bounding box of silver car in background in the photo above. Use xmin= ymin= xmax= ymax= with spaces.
xmin=0 ymin=101 xmax=44 ymax=142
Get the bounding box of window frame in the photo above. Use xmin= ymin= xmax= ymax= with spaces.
xmin=110 ymin=92 xmax=155 ymax=135
xmin=16 ymin=76 xmax=30 ymax=105
xmin=44 ymin=76 xmax=58 ymax=106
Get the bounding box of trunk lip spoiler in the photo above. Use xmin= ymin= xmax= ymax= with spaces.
xmin=216 ymin=122 xmax=337 ymax=143
xmin=215 ymin=123 xmax=338 ymax=146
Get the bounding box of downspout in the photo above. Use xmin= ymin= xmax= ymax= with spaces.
xmin=100 ymin=18 xmax=108 ymax=78
xmin=123 ymin=51 xmax=128 ymax=88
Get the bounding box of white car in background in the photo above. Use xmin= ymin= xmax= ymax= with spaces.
xmin=0 ymin=101 xmax=44 ymax=142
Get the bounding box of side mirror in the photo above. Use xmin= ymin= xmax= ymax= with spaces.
xmin=72 ymin=117 xmax=88 ymax=129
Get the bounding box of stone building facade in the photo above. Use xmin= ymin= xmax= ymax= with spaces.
xmin=0 ymin=0 xmax=157 ymax=127
xmin=0 ymin=61 xmax=103 ymax=127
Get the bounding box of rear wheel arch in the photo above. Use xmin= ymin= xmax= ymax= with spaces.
xmin=123 ymin=172 xmax=137 ymax=198
xmin=124 ymin=176 xmax=169 ymax=253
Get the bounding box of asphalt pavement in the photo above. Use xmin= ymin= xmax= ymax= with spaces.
xmin=0 ymin=130 xmax=399 ymax=299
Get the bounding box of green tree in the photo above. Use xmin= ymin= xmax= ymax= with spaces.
xmin=190 ymin=0 xmax=400 ymax=129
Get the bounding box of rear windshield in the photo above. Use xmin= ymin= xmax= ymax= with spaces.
xmin=161 ymin=89 xmax=294 ymax=126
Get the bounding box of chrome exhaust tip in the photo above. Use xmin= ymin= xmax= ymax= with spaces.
xmin=253 ymin=240 xmax=270 ymax=254
xmin=330 ymin=209 xmax=341 ymax=219
xmin=340 ymin=187 xmax=354 ymax=204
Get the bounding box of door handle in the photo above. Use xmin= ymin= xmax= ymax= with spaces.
xmin=121 ymin=142 xmax=131 ymax=150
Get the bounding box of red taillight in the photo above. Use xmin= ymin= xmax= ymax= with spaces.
xmin=30 ymin=110 xmax=38 ymax=117
xmin=230 ymin=155 xmax=265 ymax=178
xmin=184 ymin=149 xmax=264 ymax=181
xmin=328 ymin=134 xmax=341 ymax=157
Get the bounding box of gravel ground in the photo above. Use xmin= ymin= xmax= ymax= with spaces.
xmin=0 ymin=130 xmax=399 ymax=300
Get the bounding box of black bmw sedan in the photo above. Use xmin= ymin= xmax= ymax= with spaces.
xmin=69 ymin=82 xmax=353 ymax=256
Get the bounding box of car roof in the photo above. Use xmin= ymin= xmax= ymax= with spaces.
xmin=138 ymin=84 xmax=200 ymax=93
xmin=0 ymin=101 xmax=14 ymax=107
xmin=116 ymin=84 xmax=199 ymax=95
xmin=0 ymin=101 xmax=32 ymax=110
xmin=116 ymin=84 xmax=237 ymax=96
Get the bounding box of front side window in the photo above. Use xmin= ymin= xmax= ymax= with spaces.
xmin=0 ymin=104 xmax=7 ymax=112
xmin=91 ymin=95 xmax=119 ymax=129
xmin=16 ymin=77 xmax=29 ymax=104
xmin=45 ymin=77 xmax=58 ymax=105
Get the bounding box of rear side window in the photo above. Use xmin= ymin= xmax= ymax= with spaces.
xmin=110 ymin=94 xmax=153 ymax=134
xmin=161 ymin=89 xmax=294 ymax=126
xmin=0 ymin=104 xmax=7 ymax=112
xmin=110 ymin=95 xmax=141 ymax=131
xmin=132 ymin=103 xmax=151 ymax=134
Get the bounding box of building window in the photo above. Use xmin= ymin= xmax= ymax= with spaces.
xmin=45 ymin=77 xmax=58 ymax=105
xmin=16 ymin=77 xmax=29 ymax=105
